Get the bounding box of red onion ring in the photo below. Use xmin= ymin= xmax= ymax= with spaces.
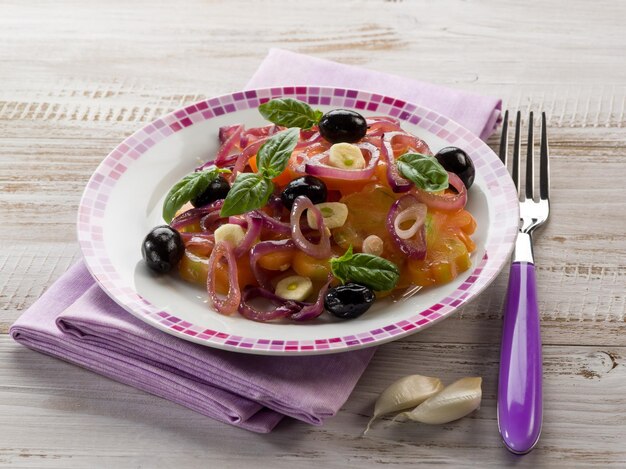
xmin=206 ymin=241 xmax=240 ymax=315
xmin=200 ymin=210 xmax=229 ymax=232
xmin=366 ymin=119 xmax=404 ymax=137
xmin=381 ymin=132 xmax=413 ymax=193
xmin=304 ymin=142 xmax=380 ymax=181
xmin=218 ymin=124 xmax=243 ymax=145
xmin=366 ymin=116 xmax=401 ymax=126
xmin=213 ymin=124 xmax=243 ymax=168
xmin=233 ymin=213 xmax=263 ymax=258
xmin=414 ymin=172 xmax=468 ymax=211
xmin=230 ymin=137 xmax=269 ymax=181
xmin=386 ymin=194 xmax=427 ymax=259
xmin=290 ymin=276 xmax=332 ymax=321
xmin=169 ymin=200 xmax=224 ymax=231
xmin=290 ymin=196 xmax=332 ymax=259
xmin=249 ymin=239 xmax=296 ymax=290
xmin=238 ymin=286 xmax=302 ymax=322
xmin=180 ymin=233 xmax=215 ymax=256
xmin=393 ymin=203 xmax=427 ymax=240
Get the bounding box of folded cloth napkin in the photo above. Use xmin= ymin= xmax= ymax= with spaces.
xmin=246 ymin=49 xmax=502 ymax=140
xmin=11 ymin=49 xmax=501 ymax=433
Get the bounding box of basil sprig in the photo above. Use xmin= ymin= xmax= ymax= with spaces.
xmin=258 ymin=98 xmax=323 ymax=130
xmin=162 ymin=166 xmax=230 ymax=222
xmin=330 ymin=246 xmax=400 ymax=292
xmin=397 ymin=153 xmax=449 ymax=192
xmin=220 ymin=128 xmax=300 ymax=217
xmin=256 ymin=127 xmax=300 ymax=177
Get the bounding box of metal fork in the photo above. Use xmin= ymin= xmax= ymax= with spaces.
xmin=497 ymin=110 xmax=550 ymax=455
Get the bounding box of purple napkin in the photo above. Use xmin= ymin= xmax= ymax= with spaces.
xmin=11 ymin=263 xmax=374 ymax=432
xmin=11 ymin=49 xmax=501 ymax=433
xmin=246 ymin=49 xmax=501 ymax=140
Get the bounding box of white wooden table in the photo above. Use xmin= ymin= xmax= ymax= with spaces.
xmin=1 ymin=1 xmax=625 ymax=467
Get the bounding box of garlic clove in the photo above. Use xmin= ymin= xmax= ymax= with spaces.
xmin=329 ymin=142 xmax=366 ymax=170
xmin=275 ymin=275 xmax=313 ymax=301
xmin=394 ymin=377 xmax=482 ymax=425
xmin=364 ymin=374 xmax=444 ymax=434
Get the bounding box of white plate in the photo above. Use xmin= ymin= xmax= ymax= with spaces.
xmin=78 ymin=86 xmax=518 ymax=355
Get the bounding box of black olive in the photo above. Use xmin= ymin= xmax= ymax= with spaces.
xmin=434 ymin=147 xmax=475 ymax=190
xmin=191 ymin=174 xmax=230 ymax=207
xmin=141 ymin=225 xmax=185 ymax=273
xmin=318 ymin=109 xmax=368 ymax=144
xmin=280 ymin=176 xmax=327 ymax=210
xmin=324 ymin=283 xmax=375 ymax=319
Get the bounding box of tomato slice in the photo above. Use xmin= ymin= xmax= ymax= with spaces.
xmin=333 ymin=184 xmax=405 ymax=266
xmin=404 ymin=209 xmax=476 ymax=287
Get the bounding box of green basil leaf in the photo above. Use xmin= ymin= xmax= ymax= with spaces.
xmin=330 ymin=246 xmax=400 ymax=291
xmin=162 ymin=166 xmax=231 ymax=222
xmin=220 ymin=173 xmax=274 ymax=217
xmin=257 ymin=128 xmax=300 ymax=178
xmin=397 ymin=153 xmax=449 ymax=192
xmin=258 ymin=98 xmax=323 ymax=130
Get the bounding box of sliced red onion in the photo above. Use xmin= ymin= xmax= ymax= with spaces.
xmin=219 ymin=124 xmax=243 ymax=145
xmin=386 ymin=194 xmax=427 ymax=259
xmin=249 ymin=239 xmax=296 ymax=290
xmin=381 ymin=132 xmax=413 ymax=193
xmin=366 ymin=118 xmax=404 ymax=137
xmin=296 ymin=130 xmax=323 ymax=147
xmin=200 ymin=210 xmax=228 ymax=232
xmin=206 ymin=241 xmax=240 ymax=315
xmin=230 ymin=137 xmax=269 ymax=180
xmin=233 ymin=213 xmax=263 ymax=258
xmin=255 ymin=209 xmax=291 ymax=234
xmin=180 ymin=233 xmax=215 ymax=256
xmin=243 ymin=124 xmax=281 ymax=142
xmin=266 ymin=194 xmax=285 ymax=219
xmin=232 ymin=209 xmax=291 ymax=234
xmin=290 ymin=277 xmax=332 ymax=321
xmin=393 ymin=203 xmax=427 ymax=240
xmin=227 ymin=215 xmax=248 ymax=227
xmin=304 ymin=142 xmax=380 ymax=181
xmin=169 ymin=200 xmax=224 ymax=230
xmin=238 ymin=286 xmax=302 ymax=322
xmin=215 ymin=124 xmax=243 ymax=167
xmin=414 ymin=172 xmax=467 ymax=212
xmin=290 ymin=196 xmax=332 ymax=259
xmin=366 ymin=116 xmax=401 ymax=126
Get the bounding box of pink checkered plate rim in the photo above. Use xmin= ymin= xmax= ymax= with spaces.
xmin=77 ymin=86 xmax=518 ymax=355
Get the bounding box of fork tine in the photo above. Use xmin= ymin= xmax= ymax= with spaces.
xmin=499 ymin=110 xmax=509 ymax=165
xmin=525 ymin=112 xmax=534 ymax=200
xmin=539 ymin=112 xmax=550 ymax=200
xmin=512 ymin=111 xmax=521 ymax=196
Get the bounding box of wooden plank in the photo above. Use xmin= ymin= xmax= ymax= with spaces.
xmin=1 ymin=336 xmax=624 ymax=468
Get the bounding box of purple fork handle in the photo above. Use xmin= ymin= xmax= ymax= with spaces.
xmin=497 ymin=261 xmax=543 ymax=454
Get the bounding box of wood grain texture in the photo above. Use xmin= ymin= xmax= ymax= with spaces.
xmin=1 ymin=336 xmax=625 ymax=468
xmin=1 ymin=0 xmax=625 ymax=467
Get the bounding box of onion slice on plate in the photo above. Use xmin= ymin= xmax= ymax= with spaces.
xmin=215 ymin=124 xmax=243 ymax=166
xmin=290 ymin=276 xmax=332 ymax=321
xmin=238 ymin=286 xmax=302 ymax=322
xmin=386 ymin=194 xmax=428 ymax=259
xmin=381 ymin=132 xmax=413 ymax=193
xmin=414 ymin=172 xmax=467 ymax=212
xmin=169 ymin=200 xmax=224 ymax=231
xmin=233 ymin=212 xmax=263 ymax=258
xmin=290 ymin=196 xmax=332 ymax=259
xmin=249 ymin=239 xmax=296 ymax=290
xmin=206 ymin=241 xmax=240 ymax=315
xmin=304 ymin=142 xmax=380 ymax=181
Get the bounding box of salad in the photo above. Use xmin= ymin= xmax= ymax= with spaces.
xmin=141 ymin=98 xmax=477 ymax=322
